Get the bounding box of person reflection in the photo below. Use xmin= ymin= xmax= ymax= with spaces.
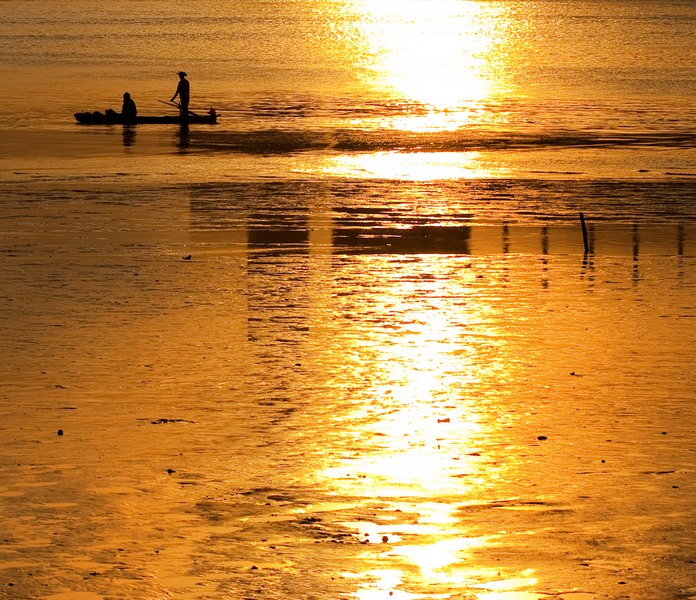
xmin=122 ymin=125 xmax=136 ymax=147
xmin=176 ymin=122 xmax=190 ymax=149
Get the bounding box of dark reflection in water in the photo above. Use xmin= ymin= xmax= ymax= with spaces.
xmin=122 ymin=125 xmax=136 ymax=146
xmin=176 ymin=123 xmax=190 ymax=149
xmin=502 ymin=222 xmax=510 ymax=254
xmin=633 ymin=222 xmax=641 ymax=285
xmin=541 ymin=225 xmax=549 ymax=289
xmin=333 ymin=224 xmax=471 ymax=254
xmin=186 ymin=179 xmax=696 ymax=227
xmin=186 ymin=127 xmax=696 ymax=155
xmin=248 ymin=209 xmax=310 ymax=250
xmin=677 ymin=223 xmax=687 ymax=279
xmin=187 ymin=182 xmax=691 ymax=266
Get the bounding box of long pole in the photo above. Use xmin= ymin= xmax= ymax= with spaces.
xmin=580 ymin=212 xmax=590 ymax=254
xmin=158 ymin=99 xmax=197 ymax=117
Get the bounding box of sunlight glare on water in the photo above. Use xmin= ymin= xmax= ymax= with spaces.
xmin=311 ymin=150 xmax=507 ymax=180
xmin=312 ymin=257 xmax=520 ymax=596
xmin=394 ymin=536 xmax=489 ymax=583
xmin=319 ymin=259 xmax=502 ymax=495
xmin=344 ymin=0 xmax=509 ymax=111
xmin=315 ymin=0 xmax=512 ymax=180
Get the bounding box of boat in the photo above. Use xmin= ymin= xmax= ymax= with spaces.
xmin=74 ymin=109 xmax=219 ymax=125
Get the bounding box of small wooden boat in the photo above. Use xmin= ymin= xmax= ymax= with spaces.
xmin=74 ymin=109 xmax=219 ymax=125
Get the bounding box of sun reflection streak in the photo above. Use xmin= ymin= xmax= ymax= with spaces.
xmin=345 ymin=0 xmax=508 ymax=110
xmin=348 ymin=570 xmax=417 ymax=600
xmin=396 ymin=537 xmax=488 ymax=583
xmin=473 ymin=572 xmax=542 ymax=600
xmin=311 ymin=151 xmax=507 ymax=180
xmin=308 ymin=250 xmax=534 ymax=598
xmin=321 ymin=284 xmax=493 ymax=497
xmin=320 ymin=258 xmax=508 ymax=497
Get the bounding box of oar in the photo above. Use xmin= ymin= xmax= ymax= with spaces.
xmin=158 ymin=99 xmax=198 ymax=117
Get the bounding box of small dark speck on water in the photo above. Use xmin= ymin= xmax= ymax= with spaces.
xmin=183 ymin=255 xmax=192 ymax=261
xmin=537 ymin=435 xmax=548 ymax=441
xmin=382 ymin=535 xmax=389 ymax=543
xmin=57 ymin=429 xmax=64 ymax=436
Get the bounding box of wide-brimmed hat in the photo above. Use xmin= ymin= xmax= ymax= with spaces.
xmin=177 ymin=71 xmax=187 ymax=77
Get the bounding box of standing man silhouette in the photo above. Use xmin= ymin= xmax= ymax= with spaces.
xmin=171 ymin=71 xmax=190 ymax=119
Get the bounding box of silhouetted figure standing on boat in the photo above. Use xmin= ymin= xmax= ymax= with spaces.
xmin=121 ymin=92 xmax=137 ymax=123
xmin=171 ymin=71 xmax=190 ymax=119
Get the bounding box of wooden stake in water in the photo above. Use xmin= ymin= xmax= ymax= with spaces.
xmin=580 ymin=212 xmax=590 ymax=254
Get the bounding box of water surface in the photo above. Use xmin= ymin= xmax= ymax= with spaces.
xmin=1 ymin=1 xmax=695 ymax=599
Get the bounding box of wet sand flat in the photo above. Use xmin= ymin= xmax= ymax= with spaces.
xmin=1 ymin=183 xmax=695 ymax=600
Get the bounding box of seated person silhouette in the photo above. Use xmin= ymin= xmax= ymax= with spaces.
xmin=121 ymin=92 xmax=137 ymax=123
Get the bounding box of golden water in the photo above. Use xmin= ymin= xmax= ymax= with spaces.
xmin=1 ymin=1 xmax=695 ymax=598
